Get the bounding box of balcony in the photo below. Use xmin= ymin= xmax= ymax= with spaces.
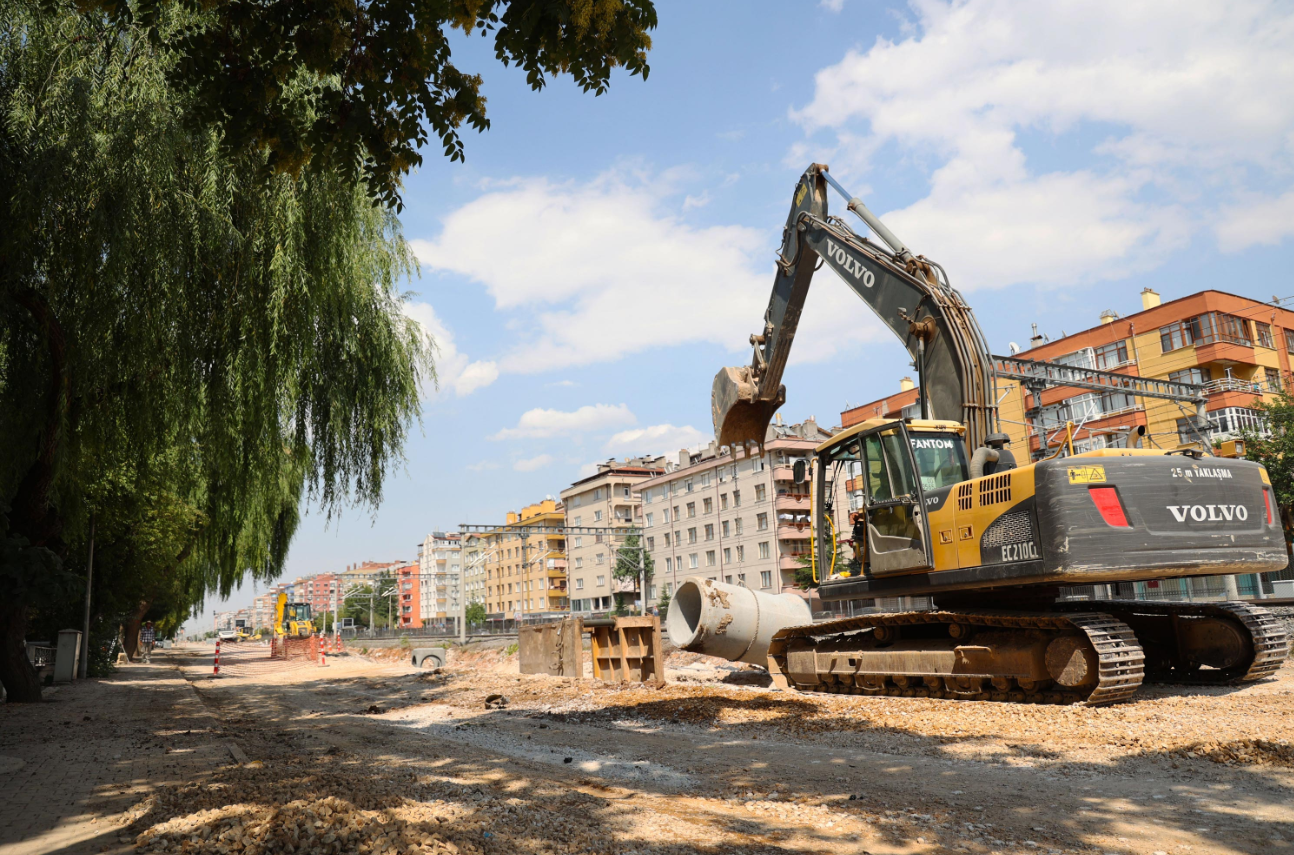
xmin=777 ymin=524 xmax=812 ymax=540
xmin=779 ymin=553 xmax=808 ymax=570
xmin=773 ymin=465 xmax=796 ymax=482
xmin=775 ymin=493 xmax=810 ymax=513
xmin=1202 ymin=377 xmax=1268 ymax=395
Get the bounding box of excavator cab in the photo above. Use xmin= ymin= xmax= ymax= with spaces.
xmin=810 ymin=419 xmax=964 ymax=580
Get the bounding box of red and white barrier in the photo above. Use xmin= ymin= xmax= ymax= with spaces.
xmin=213 ymin=639 xmax=221 ymax=676
xmin=319 ymin=635 xmax=327 ymax=667
xmin=333 ymin=634 xmax=342 ymax=654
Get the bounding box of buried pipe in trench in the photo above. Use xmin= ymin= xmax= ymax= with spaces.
xmin=666 ymin=576 xmax=812 ymax=666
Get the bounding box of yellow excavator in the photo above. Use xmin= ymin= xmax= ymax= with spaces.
xmin=274 ymin=592 xmax=316 ymax=638
xmin=711 ymin=163 xmax=1288 ymax=705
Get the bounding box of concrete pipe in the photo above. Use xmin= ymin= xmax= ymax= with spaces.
xmin=666 ymin=577 xmax=813 ymax=666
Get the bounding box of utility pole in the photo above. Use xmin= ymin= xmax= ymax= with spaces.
xmin=369 ymin=585 xmax=374 ymax=637
xmin=79 ymin=512 xmax=95 ymax=678
xmin=637 ymin=531 xmax=647 ymax=616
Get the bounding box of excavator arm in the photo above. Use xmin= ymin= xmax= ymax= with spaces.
xmin=712 ymin=164 xmax=998 ymax=451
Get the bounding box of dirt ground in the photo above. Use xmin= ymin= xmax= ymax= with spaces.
xmin=132 ymin=640 xmax=1294 ymax=855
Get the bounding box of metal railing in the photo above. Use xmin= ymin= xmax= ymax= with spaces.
xmin=27 ymin=646 xmax=56 ymax=667
xmin=1201 ymin=378 xmax=1265 ymax=395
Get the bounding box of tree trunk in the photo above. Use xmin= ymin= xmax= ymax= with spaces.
xmin=0 ymin=596 xmax=42 ymax=703
xmin=122 ymin=600 xmax=149 ymax=662
xmin=0 ymin=291 xmax=71 ymax=703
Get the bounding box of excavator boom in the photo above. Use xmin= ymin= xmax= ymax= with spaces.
xmin=712 ymin=164 xmax=996 ymax=451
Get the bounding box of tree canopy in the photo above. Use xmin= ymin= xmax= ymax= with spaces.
xmin=87 ymin=0 xmax=657 ymax=207
xmin=0 ymin=5 xmax=428 ymax=699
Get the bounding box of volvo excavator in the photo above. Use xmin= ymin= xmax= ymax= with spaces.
xmin=709 ymin=163 xmax=1289 ymax=705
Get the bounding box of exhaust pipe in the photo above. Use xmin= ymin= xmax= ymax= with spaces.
xmin=666 ymin=577 xmax=813 ymax=666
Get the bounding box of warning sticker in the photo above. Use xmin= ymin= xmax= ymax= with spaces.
xmin=1067 ymin=465 xmax=1107 ymax=484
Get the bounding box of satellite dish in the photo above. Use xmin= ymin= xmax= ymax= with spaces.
xmin=1008 ymin=342 xmax=1021 ymax=355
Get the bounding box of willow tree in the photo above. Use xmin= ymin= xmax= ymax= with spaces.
xmin=0 ymin=7 xmax=428 ymax=700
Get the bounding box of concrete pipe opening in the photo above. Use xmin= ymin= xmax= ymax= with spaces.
xmin=666 ymin=577 xmax=812 ymax=667
xmin=667 ymin=577 xmax=706 ymax=648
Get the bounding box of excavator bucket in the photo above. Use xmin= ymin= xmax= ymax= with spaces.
xmin=711 ymin=366 xmax=785 ymax=449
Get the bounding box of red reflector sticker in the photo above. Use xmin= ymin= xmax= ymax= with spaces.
xmin=1089 ymin=487 xmax=1130 ymax=528
xmin=1264 ymin=489 xmax=1274 ymax=525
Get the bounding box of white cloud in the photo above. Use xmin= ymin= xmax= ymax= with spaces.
xmin=791 ymin=0 xmax=1294 ymax=286
xmin=413 ymin=171 xmax=888 ymax=371
xmin=466 ymin=460 xmax=501 ymax=472
xmin=492 ymin=404 xmax=636 ymax=440
xmin=1215 ymin=190 xmax=1294 ymax=251
xmin=513 ymin=454 xmax=553 ymax=472
xmin=605 ymin=423 xmax=708 ymax=456
xmin=682 ymin=191 xmax=711 ymax=210
xmin=820 ymin=0 xmax=847 ymax=11
xmin=401 ymin=302 xmax=499 ymax=396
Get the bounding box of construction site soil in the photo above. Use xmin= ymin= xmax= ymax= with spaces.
xmin=144 ymin=641 xmax=1294 ymax=855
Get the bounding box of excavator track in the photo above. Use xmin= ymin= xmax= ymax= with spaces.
xmin=767 ymin=610 xmax=1145 ymax=706
xmin=1054 ymin=600 xmax=1288 ymax=685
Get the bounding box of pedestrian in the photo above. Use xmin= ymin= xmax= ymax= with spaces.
xmin=140 ymin=621 xmax=156 ymax=663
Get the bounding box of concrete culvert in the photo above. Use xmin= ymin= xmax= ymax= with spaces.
xmin=666 ymin=577 xmax=812 ymax=666
xmin=411 ymin=649 xmax=445 ymax=669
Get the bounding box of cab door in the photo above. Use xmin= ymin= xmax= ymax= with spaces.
xmin=859 ymin=423 xmax=934 ymax=575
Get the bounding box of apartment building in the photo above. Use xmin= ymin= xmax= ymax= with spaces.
xmin=416 ymin=532 xmax=462 ymax=627
xmin=396 ymin=562 xmax=422 ymax=628
xmin=461 ymin=533 xmax=488 ymax=611
xmin=843 ymin=289 xmax=1291 ymax=458
xmin=481 ymin=499 xmax=567 ymax=624
xmin=635 ymin=418 xmax=831 ymax=604
xmin=561 ymin=456 xmax=666 ymax=615
xmin=297 ymin=573 xmax=340 ymax=619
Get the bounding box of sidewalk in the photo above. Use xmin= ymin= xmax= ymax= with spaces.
xmin=0 ymin=650 xmax=229 ymax=855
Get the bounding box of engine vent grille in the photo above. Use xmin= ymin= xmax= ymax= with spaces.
xmin=977 ymin=473 xmax=1012 ymax=506
xmin=981 ymin=511 xmax=1033 ymax=548
xmin=957 ymin=482 xmax=974 ymax=511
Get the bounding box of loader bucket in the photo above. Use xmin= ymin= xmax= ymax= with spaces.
xmin=711 ymin=365 xmax=785 ymax=449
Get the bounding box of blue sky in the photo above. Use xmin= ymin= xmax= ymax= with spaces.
xmin=194 ymin=0 xmax=1294 ymax=621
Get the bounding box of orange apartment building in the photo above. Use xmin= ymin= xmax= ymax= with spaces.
xmin=481 ymin=499 xmax=567 ymax=624
xmin=396 ymin=562 xmax=422 ymax=629
xmin=844 ymin=288 xmax=1290 ymax=459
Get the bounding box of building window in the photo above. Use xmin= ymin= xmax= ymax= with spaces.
xmin=724 ymin=547 xmax=732 ymax=563
xmin=594 ymin=510 xmax=603 ymax=522
xmin=689 ymin=553 xmax=699 ymax=569
xmin=663 ymin=508 xmax=671 ymax=523
xmin=722 ymin=520 xmax=731 ymax=537
xmin=644 ymin=490 xmax=653 ymax=504
xmin=752 ymin=456 xmax=765 ymax=472
xmin=720 ymin=494 xmax=729 ymax=510
xmin=688 ymin=527 xmax=697 ymax=544
xmin=573 ymin=515 xmax=582 ymax=526
xmin=704 ymin=524 xmax=714 ymax=541
xmin=596 ymin=575 xmax=605 ymax=587
xmin=645 ymin=512 xmax=654 ymax=527
xmin=1256 ymin=322 xmax=1275 ymax=349
xmin=596 ymin=553 xmax=605 ymax=564
xmin=701 ymin=473 xmax=711 ymax=487
xmin=724 ymin=575 xmax=734 ymax=584
xmin=665 ymin=582 xmax=673 ymax=595
xmin=664 ymin=532 xmax=671 ymax=546
xmin=687 ymin=502 xmax=696 ymax=518
xmin=706 ymin=550 xmax=716 ymax=566
xmin=1160 ymin=320 xmax=1194 ymax=353
xmin=737 ymin=545 xmax=745 ymax=563
xmin=760 ymin=570 xmax=772 ymax=588
xmin=758 ymin=541 xmax=771 ymax=559
xmin=673 ymin=505 xmax=680 ymax=519
xmin=1286 ymin=330 xmax=1294 ymax=354
xmin=675 ymin=529 xmax=682 ymax=545
xmin=1169 ymin=366 xmax=1211 ymax=385
xmin=733 ymin=490 xmax=741 ymax=507
xmin=593 ymin=488 xmax=602 ymax=500
xmin=1094 ymin=340 xmax=1129 ymax=369
xmin=1267 ymin=368 xmax=1284 ymax=392
xmin=757 ymin=513 xmax=769 ymax=530
xmin=703 ymin=497 xmax=713 ymax=514
xmin=665 ymin=557 xmax=673 ymax=572
xmin=735 ymin=518 xmax=744 ymax=535
xmin=646 ymin=536 xmax=655 ymax=551
xmin=686 ymin=479 xmax=694 ymax=492
xmin=623 ymin=486 xmax=631 ymax=498
xmin=573 ymin=536 xmax=583 ymax=548
xmin=755 ymin=484 xmax=766 ymax=502
xmin=737 ymin=573 xmax=746 ymax=586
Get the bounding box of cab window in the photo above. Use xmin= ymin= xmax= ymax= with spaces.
xmin=908 ymin=432 xmax=968 ymax=491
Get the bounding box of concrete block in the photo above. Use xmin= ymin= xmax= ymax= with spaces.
xmin=54 ymin=630 xmax=82 ymax=682
xmin=1273 ymin=579 xmax=1294 ymax=598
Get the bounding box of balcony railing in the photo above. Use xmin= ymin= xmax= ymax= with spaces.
xmin=775 ymin=493 xmax=810 ymax=512
xmin=1201 ymin=378 xmax=1272 ymax=395
xmin=776 ymin=524 xmax=812 ymax=540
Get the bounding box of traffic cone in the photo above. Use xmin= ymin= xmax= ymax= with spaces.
xmin=319 ymin=635 xmax=327 ymax=667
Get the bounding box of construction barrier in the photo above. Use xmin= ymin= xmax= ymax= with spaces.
xmin=213 ymin=640 xmax=221 ymax=676
xmin=270 ymin=635 xmax=321 ymax=662
xmin=319 ymin=636 xmax=327 ymax=667
xmin=519 ymin=615 xmax=665 ymax=687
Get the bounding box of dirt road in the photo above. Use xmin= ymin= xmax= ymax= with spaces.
xmin=149 ymin=643 xmax=1294 ymax=855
